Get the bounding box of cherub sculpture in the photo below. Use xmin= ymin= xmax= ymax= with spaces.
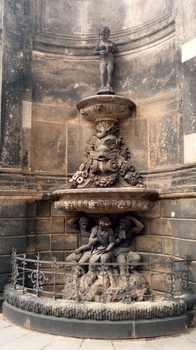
xmin=94 ymin=26 xmax=118 ymax=92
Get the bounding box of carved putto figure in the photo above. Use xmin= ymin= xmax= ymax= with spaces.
xmin=94 ymin=26 xmax=118 ymax=93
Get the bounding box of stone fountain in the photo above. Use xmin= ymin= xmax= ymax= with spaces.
xmin=3 ymin=26 xmax=196 ymax=339
xmin=51 ymin=88 xmax=158 ymax=308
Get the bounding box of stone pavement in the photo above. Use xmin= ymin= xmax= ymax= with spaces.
xmin=0 ymin=313 xmax=196 ymax=350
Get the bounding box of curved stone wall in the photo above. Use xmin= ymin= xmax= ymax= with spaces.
xmin=31 ymin=0 xmax=176 ymax=179
xmin=33 ymin=0 xmax=174 ymax=55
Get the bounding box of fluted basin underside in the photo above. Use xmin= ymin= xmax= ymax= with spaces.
xmin=77 ymin=94 xmax=135 ymax=122
xmin=52 ymin=188 xmax=158 ymax=213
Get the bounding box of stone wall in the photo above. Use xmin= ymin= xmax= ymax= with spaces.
xmin=0 ymin=201 xmax=35 ymax=293
xmin=34 ymin=201 xmax=78 ymax=260
xmin=136 ymin=196 xmax=196 ymax=294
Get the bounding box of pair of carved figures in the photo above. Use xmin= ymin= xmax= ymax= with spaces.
xmin=66 ymin=215 xmax=143 ymax=277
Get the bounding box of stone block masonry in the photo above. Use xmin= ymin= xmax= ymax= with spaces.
xmin=0 ymin=202 xmax=35 ymax=293
xmin=135 ymin=197 xmax=196 ymax=294
xmin=34 ymin=201 xmax=79 ymax=260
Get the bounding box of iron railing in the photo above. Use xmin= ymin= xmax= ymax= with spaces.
xmin=11 ymin=248 xmax=192 ymax=302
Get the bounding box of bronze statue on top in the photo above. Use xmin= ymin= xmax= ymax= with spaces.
xmin=94 ymin=26 xmax=118 ymax=94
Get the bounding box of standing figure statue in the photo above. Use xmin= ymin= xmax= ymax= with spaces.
xmin=94 ymin=26 xmax=118 ymax=93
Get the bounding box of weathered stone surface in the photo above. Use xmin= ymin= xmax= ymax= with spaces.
xmin=33 ymin=0 xmax=173 ymax=55
xmin=121 ymin=117 xmax=148 ymax=171
xmin=51 ymin=219 xmax=65 ymax=234
xmin=0 ymin=202 xmax=27 ymax=218
xmin=51 ymin=202 xmax=67 ymax=217
xmin=174 ymin=239 xmax=196 ymax=261
xmin=162 ymin=237 xmax=174 ymax=255
xmin=0 ymin=219 xmax=26 ymax=236
xmin=51 ymin=235 xmax=77 ymax=250
xmin=189 ymin=282 xmax=196 ymax=295
xmin=182 ymin=56 xmax=196 ymax=137
xmin=161 ymin=198 xmax=196 ymax=219
xmin=26 ymin=219 xmax=35 ymax=235
xmin=27 ymin=203 xmax=36 ymax=217
xmin=0 ymin=256 xmax=12 ymax=274
xmin=36 ymin=201 xmax=51 ymax=217
xmin=31 ymin=119 xmax=67 ymax=172
xmin=149 ymin=114 xmax=178 ymax=168
xmin=149 ymin=218 xmax=173 ymax=236
xmin=35 ymin=218 xmax=64 ymax=234
xmin=172 ymin=219 xmax=196 ymax=239
xmin=35 ymin=219 xmax=51 ymax=234
xmin=137 ymin=201 xmax=161 ymax=218
xmin=0 ymin=0 xmax=24 ymax=167
xmin=0 ymin=237 xmax=26 ymax=255
xmin=190 ymin=262 xmax=196 ymax=283
xmin=34 ymin=0 xmax=170 ymax=39
xmin=139 ymin=253 xmax=175 ymax=272
xmin=26 ymin=235 xmax=35 ymax=253
xmin=0 ymin=274 xmax=10 ymax=293
xmin=35 ymin=235 xmax=50 ymax=251
xmin=36 ymin=252 xmax=64 ymax=262
xmin=137 ymin=236 xmax=162 ymax=254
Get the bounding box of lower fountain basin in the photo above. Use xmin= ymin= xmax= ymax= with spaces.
xmin=52 ymin=187 xmax=158 ymax=213
xmin=3 ymin=285 xmax=196 ymax=339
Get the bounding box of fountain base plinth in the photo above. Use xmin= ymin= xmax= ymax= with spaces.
xmin=3 ymin=285 xmax=196 ymax=339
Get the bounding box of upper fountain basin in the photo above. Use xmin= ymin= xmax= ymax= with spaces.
xmin=77 ymin=95 xmax=136 ymax=122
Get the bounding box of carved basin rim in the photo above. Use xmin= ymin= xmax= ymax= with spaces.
xmin=77 ymin=95 xmax=135 ymax=109
xmin=4 ymin=285 xmax=196 ymax=321
xmin=53 ymin=187 xmax=158 ymax=199
xmin=51 ymin=188 xmax=158 ymax=213
xmin=77 ymin=94 xmax=136 ymax=121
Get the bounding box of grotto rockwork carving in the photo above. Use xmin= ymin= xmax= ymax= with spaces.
xmin=67 ymin=92 xmax=147 ymax=189
xmin=94 ymin=26 xmax=118 ymax=94
xmin=64 ymin=215 xmax=148 ymax=302
xmin=69 ymin=114 xmax=143 ymax=189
